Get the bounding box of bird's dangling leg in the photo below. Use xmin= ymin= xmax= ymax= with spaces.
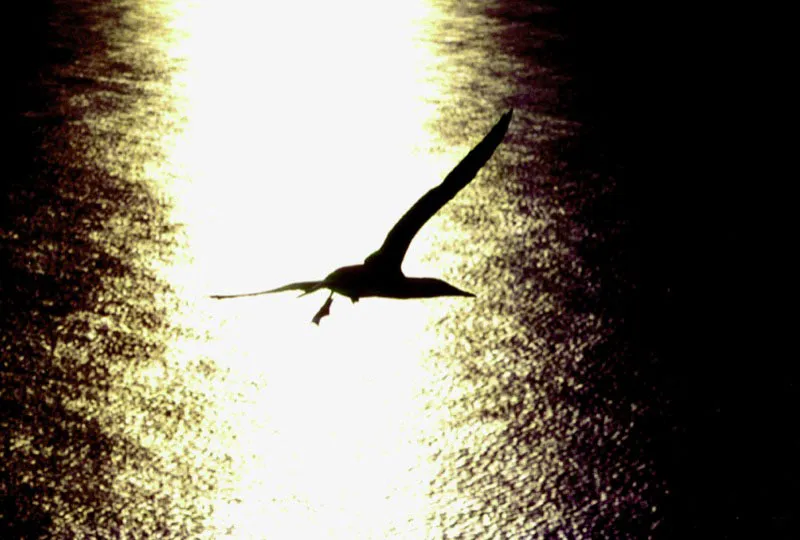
xmin=312 ymin=292 xmax=334 ymax=325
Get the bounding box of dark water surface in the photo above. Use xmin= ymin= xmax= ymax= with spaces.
xmin=3 ymin=1 xmax=794 ymax=538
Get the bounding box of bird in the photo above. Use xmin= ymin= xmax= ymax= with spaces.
xmin=211 ymin=109 xmax=513 ymax=324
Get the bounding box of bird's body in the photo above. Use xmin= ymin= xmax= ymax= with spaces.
xmin=211 ymin=109 xmax=513 ymax=324
xmin=322 ymin=264 xmax=474 ymax=301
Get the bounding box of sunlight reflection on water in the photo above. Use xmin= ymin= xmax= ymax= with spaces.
xmin=158 ymin=0 xmax=477 ymax=537
xmin=0 ymin=0 xmax=674 ymax=534
xmin=6 ymin=0 xmax=662 ymax=535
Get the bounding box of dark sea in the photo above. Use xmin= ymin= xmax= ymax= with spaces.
xmin=2 ymin=1 xmax=794 ymax=538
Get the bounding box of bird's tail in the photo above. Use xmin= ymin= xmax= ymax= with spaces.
xmin=210 ymin=280 xmax=324 ymax=299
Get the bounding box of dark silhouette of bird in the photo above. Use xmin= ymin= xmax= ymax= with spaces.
xmin=212 ymin=110 xmax=513 ymax=324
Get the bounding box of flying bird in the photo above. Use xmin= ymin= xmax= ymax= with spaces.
xmin=212 ymin=110 xmax=513 ymax=324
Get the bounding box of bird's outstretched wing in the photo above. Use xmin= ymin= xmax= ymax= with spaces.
xmin=364 ymin=109 xmax=513 ymax=271
xmin=210 ymin=281 xmax=323 ymax=299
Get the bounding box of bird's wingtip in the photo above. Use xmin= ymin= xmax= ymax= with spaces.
xmin=493 ymin=109 xmax=513 ymax=133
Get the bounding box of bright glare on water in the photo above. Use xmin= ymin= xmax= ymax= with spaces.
xmin=160 ymin=0 xmax=496 ymax=537
xmin=4 ymin=0 xmax=662 ymax=537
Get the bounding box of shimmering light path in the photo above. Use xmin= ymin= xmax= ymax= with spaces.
xmin=3 ymin=0 xmax=663 ymax=537
xmin=164 ymin=2 xmax=481 ymax=536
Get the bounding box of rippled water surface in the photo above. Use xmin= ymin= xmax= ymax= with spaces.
xmin=4 ymin=1 xmax=665 ymax=537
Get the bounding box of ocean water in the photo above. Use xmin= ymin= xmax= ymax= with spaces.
xmin=4 ymin=0 xmax=769 ymax=538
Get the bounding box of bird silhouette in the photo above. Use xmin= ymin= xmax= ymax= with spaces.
xmin=211 ymin=110 xmax=513 ymax=324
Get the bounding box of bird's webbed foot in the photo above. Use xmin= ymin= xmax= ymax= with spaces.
xmin=312 ymin=293 xmax=334 ymax=325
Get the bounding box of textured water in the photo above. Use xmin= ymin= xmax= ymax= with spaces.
xmin=1 ymin=0 xmax=734 ymax=538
